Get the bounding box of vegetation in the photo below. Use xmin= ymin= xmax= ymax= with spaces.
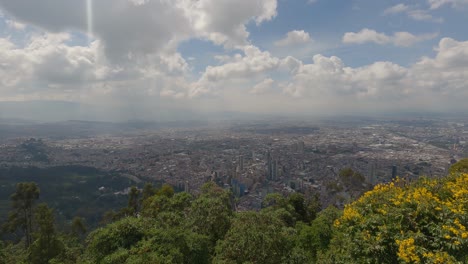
xmin=1 ymin=160 xmax=468 ymax=263
xmin=0 ymin=165 xmax=139 ymax=227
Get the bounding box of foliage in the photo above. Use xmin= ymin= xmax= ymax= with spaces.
xmin=3 ymin=182 xmax=40 ymax=247
xmin=70 ymin=216 xmax=87 ymax=239
xmin=30 ymin=203 xmax=64 ymax=264
xmin=0 ymin=165 xmax=132 ymax=228
xmin=85 ymin=217 xmax=148 ymax=262
xmin=326 ymin=174 xmax=468 ymax=263
xmin=188 ymin=182 xmax=233 ymax=248
xmin=213 ymin=211 xmax=295 ymax=264
xmin=261 ymin=192 xmax=320 ymax=226
xmin=4 ymin=172 xmax=468 ymax=263
xmin=449 ymin=158 xmax=468 ymax=174
xmin=294 ymin=206 xmax=341 ymax=262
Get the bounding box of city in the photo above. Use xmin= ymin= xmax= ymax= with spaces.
xmin=1 ymin=116 xmax=466 ymax=211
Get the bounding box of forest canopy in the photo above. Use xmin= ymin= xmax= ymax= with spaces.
xmin=1 ymin=160 xmax=468 ymax=263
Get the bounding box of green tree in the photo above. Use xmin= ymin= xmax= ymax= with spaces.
xmin=214 ymin=211 xmax=294 ymax=264
xmin=141 ymin=182 xmax=157 ymax=201
xmin=288 ymin=192 xmax=320 ymax=223
xmin=188 ymin=182 xmax=232 ymax=249
xmin=85 ymin=217 xmax=148 ymax=263
xmin=30 ymin=203 xmax=64 ymax=264
xmin=449 ymin=158 xmax=468 ymax=174
xmin=325 ymin=174 xmax=468 ymax=263
xmin=157 ymin=184 xmax=175 ymax=198
xmin=127 ymin=186 xmax=140 ymax=216
xmin=70 ymin=216 xmax=87 ymax=239
xmin=3 ymin=182 xmax=40 ymax=248
xmin=294 ymin=206 xmax=341 ymax=262
xmin=84 ymin=216 xmax=210 ymax=264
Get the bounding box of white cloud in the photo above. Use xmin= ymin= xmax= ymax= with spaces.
xmin=383 ymin=3 xmax=409 ymax=15
xmin=343 ymin=28 xmax=390 ymax=45
xmin=5 ymin=19 xmax=26 ymax=30
xmin=1 ymin=1 xmax=468 ymax=115
xmin=384 ymin=3 xmax=443 ymax=23
xmin=190 ymin=45 xmax=280 ymax=97
xmin=274 ymin=30 xmax=312 ymax=47
xmin=177 ymin=0 xmax=277 ymax=48
xmin=393 ymin=32 xmax=439 ymax=46
xmin=281 ymin=37 xmax=468 ymax=112
xmin=250 ymin=78 xmax=274 ymax=94
xmin=343 ymin=28 xmax=438 ymax=47
xmin=0 ymin=0 xmax=278 ymax=60
xmin=427 ymin=0 xmax=468 ymax=9
xmin=199 ymin=45 xmax=280 ymax=82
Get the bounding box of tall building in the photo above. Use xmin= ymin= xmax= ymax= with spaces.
xmin=297 ymin=141 xmax=305 ymax=153
xmin=238 ymin=155 xmax=244 ymax=171
xmin=267 ymin=151 xmax=272 ymax=180
xmin=392 ymin=165 xmax=397 ymax=179
xmin=272 ymin=159 xmax=278 ymax=181
xmin=368 ymin=163 xmax=376 ymax=185
xmin=184 ymin=181 xmax=189 ymax=193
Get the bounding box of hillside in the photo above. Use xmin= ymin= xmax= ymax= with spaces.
xmin=1 ymin=161 xmax=468 ymax=263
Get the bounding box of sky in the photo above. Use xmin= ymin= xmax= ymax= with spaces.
xmin=0 ymin=0 xmax=467 ymax=120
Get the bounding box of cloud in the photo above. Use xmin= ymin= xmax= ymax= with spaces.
xmin=0 ymin=0 xmax=280 ymax=108
xmin=274 ymin=30 xmax=312 ymax=47
xmin=383 ymin=3 xmax=409 ymax=15
xmin=177 ymin=0 xmax=277 ymax=48
xmin=250 ymin=78 xmax=274 ymax=94
xmin=0 ymin=33 xmax=106 ymax=99
xmin=343 ymin=28 xmax=438 ymax=47
xmin=0 ymin=0 xmax=278 ymax=61
xmin=383 ymin=3 xmax=443 ymax=23
xmin=5 ymin=19 xmax=26 ymax=30
xmin=343 ymin=28 xmax=390 ymax=45
xmin=427 ymin=0 xmax=468 ymax=9
xmin=393 ymin=32 xmax=439 ymax=46
xmin=199 ymin=45 xmax=280 ymax=82
xmin=281 ymin=37 xmax=468 ymax=112
xmin=190 ymin=45 xmax=280 ymax=97
xmin=1 ymin=1 xmax=468 ymax=115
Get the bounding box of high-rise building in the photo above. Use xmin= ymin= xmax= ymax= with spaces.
xmin=368 ymin=163 xmax=376 ymax=185
xmin=297 ymin=141 xmax=305 ymax=153
xmin=184 ymin=181 xmax=189 ymax=193
xmin=272 ymin=159 xmax=278 ymax=181
xmin=267 ymin=151 xmax=272 ymax=180
xmin=238 ymin=155 xmax=244 ymax=171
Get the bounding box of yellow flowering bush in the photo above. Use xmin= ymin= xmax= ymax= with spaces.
xmin=327 ymin=173 xmax=468 ymax=263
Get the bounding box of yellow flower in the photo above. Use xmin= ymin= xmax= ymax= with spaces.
xmin=396 ymin=238 xmax=420 ymax=263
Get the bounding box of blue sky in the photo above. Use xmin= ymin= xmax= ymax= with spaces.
xmin=0 ymin=0 xmax=467 ymax=119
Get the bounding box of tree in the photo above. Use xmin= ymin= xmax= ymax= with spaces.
xmin=141 ymin=182 xmax=157 ymax=201
xmin=449 ymin=158 xmax=468 ymax=174
xmin=157 ymin=184 xmax=175 ymax=198
xmin=3 ymin=182 xmax=40 ymax=248
xmin=324 ymin=174 xmax=468 ymax=263
xmin=85 ymin=217 xmax=148 ymax=263
xmin=70 ymin=217 xmax=87 ymax=239
xmin=30 ymin=203 xmax=64 ymax=264
xmin=293 ymin=206 xmax=341 ymax=262
xmin=214 ymin=211 xmax=294 ymax=264
xmin=188 ymin=182 xmax=232 ymax=249
xmin=127 ymin=186 xmax=140 ymax=216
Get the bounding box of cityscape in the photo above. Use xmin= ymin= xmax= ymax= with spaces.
xmin=1 ymin=116 xmax=466 ymax=211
